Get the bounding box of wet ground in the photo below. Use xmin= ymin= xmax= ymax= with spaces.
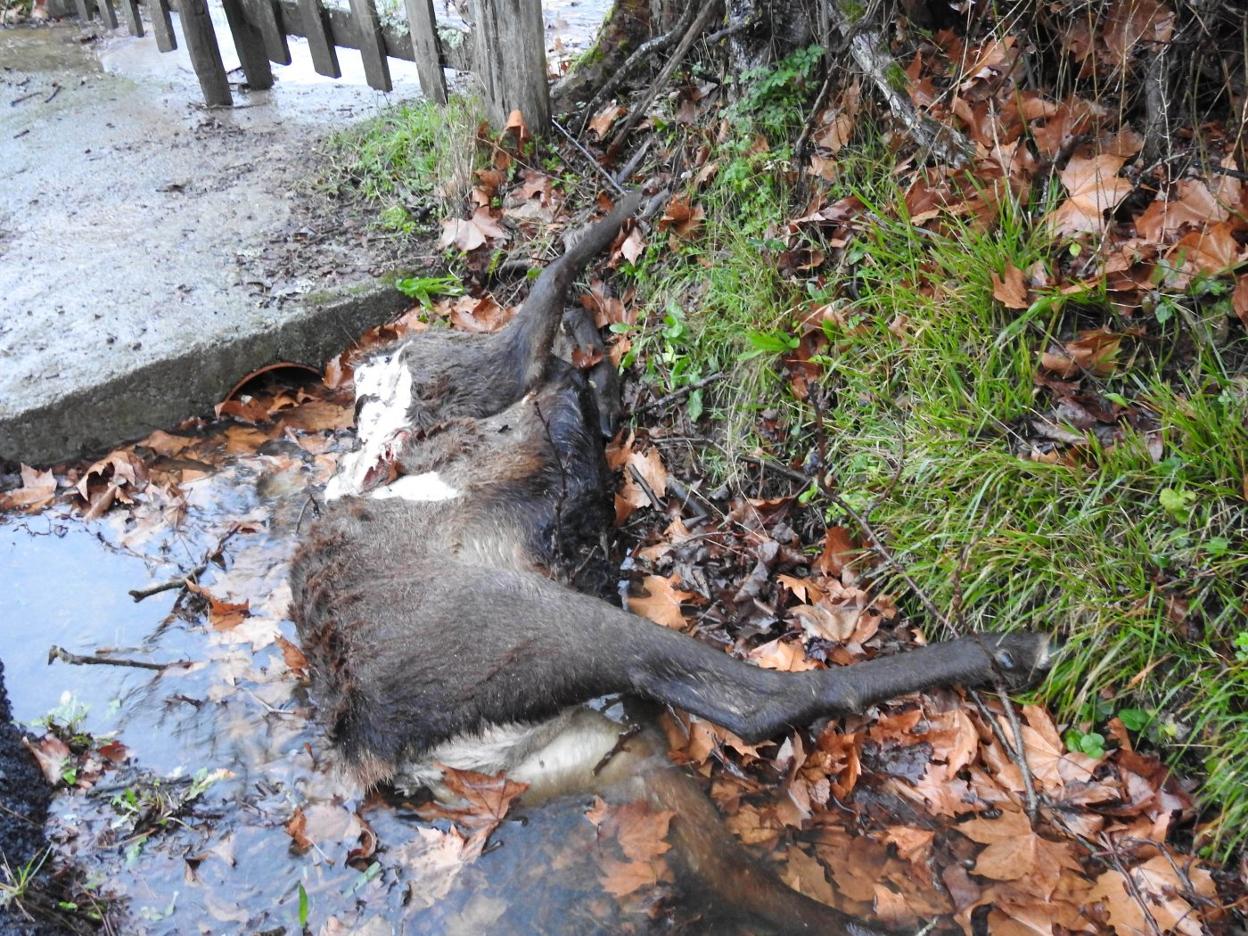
xmin=0 ymin=1 xmax=607 ymax=463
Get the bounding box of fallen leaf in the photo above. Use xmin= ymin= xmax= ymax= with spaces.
xmin=0 ymin=464 xmax=57 ymax=513
xmin=628 ymin=575 xmax=695 ymax=630
xmin=588 ymin=102 xmax=626 ymax=138
xmin=1048 ymin=153 xmax=1134 ymax=236
xmin=992 ymin=262 xmax=1030 ymax=309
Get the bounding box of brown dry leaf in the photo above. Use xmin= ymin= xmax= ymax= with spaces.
xmin=657 ymin=196 xmax=705 ymax=239
xmin=439 ymin=208 xmax=510 ymax=253
xmin=139 ymin=430 xmax=197 ymax=458
xmin=438 ymin=766 xmax=528 ymax=830
xmin=22 ymin=735 xmax=71 ymax=785
xmin=503 ymin=109 xmax=531 ymax=147
xmin=580 ymin=280 xmax=629 ymax=328
xmin=1087 ymin=854 xmax=1213 ymax=936
xmin=587 ymin=102 xmax=626 ymax=138
xmin=1135 ymin=179 xmax=1229 ymax=241
xmin=782 ymin=846 xmax=839 ymax=906
xmin=587 ymin=798 xmax=674 ymax=899
xmin=599 ymin=857 xmax=659 ymax=898
xmin=392 ymin=826 xmax=470 ymax=910
xmin=992 ymin=263 xmax=1030 ymax=309
xmin=790 ymin=603 xmax=859 ymax=642
xmin=447 ymin=295 xmax=515 ymax=333
xmin=1103 ymin=0 xmax=1175 ymax=62
xmin=628 ymin=575 xmax=695 ymax=630
xmin=0 ymin=464 xmax=57 ymax=513
xmin=1167 ymin=220 xmax=1243 ymax=277
xmin=616 ymin=227 xmax=645 ymax=265
xmin=275 ymin=634 xmax=309 ymax=678
xmin=814 ymin=526 xmax=857 ymax=577
xmin=749 ymin=638 xmax=819 ymax=672
xmin=186 ymin=582 xmax=250 ymax=631
xmin=1048 ymin=153 xmax=1134 ymax=236
xmin=1233 ymin=273 xmax=1248 ymax=329
xmin=619 ymin=448 xmax=668 ymax=508
xmin=1040 ymin=328 xmax=1122 ymax=378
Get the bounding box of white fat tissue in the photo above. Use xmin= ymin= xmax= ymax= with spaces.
xmin=325 ymin=346 xmax=418 ymax=501
xmin=369 ymin=471 xmax=460 ymax=502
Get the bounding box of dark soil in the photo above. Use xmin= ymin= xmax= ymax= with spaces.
xmin=0 ymin=659 xmax=52 ymax=935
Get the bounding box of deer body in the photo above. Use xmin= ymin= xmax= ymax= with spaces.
xmin=290 ymin=193 xmax=1051 ymax=933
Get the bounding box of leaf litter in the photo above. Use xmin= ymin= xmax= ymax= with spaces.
xmin=4 ymin=10 xmax=1248 ymax=929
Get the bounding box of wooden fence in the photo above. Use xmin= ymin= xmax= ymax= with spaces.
xmin=68 ymin=0 xmax=551 ymax=130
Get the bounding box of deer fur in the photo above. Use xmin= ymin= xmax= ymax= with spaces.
xmin=290 ymin=192 xmax=1052 ymax=933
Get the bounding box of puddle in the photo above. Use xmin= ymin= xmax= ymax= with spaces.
xmin=0 ymin=387 xmax=735 ymax=933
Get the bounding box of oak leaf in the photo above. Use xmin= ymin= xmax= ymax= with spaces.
xmin=628 ymin=575 xmax=694 ymax=630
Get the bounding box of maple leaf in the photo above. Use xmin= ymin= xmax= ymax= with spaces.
xmin=1040 ymin=328 xmax=1122 ymax=378
xmin=1048 ymin=153 xmax=1134 ymax=236
xmin=1233 ymin=273 xmax=1248 ymax=329
xmin=0 ymin=464 xmax=57 ymax=513
xmin=22 ymin=735 xmax=71 ymax=785
xmin=628 ymin=574 xmax=694 ymax=630
xmin=991 ymin=262 xmax=1030 ymax=309
xmin=658 ymin=196 xmax=706 ymax=240
xmin=1167 ymin=220 xmax=1243 ymax=279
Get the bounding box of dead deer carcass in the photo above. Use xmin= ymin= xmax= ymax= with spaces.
xmin=290 ymin=192 xmax=1052 ymax=933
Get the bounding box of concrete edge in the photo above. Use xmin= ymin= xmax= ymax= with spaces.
xmin=0 ymin=280 xmax=409 ymax=467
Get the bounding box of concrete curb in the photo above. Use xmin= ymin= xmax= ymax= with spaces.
xmin=0 ymin=280 xmax=409 ymax=467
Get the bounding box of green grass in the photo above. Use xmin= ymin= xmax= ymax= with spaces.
xmin=318 ymin=95 xmax=484 ymax=232
xmin=624 ymin=137 xmax=1248 ymax=857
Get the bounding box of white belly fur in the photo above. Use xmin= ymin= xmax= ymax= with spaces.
xmin=325 ymin=345 xmax=461 ymax=503
xmin=397 ymin=708 xmax=634 ymax=803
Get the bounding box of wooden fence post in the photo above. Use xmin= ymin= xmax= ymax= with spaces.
xmin=297 ymin=0 xmax=341 ymax=78
xmin=221 ymin=0 xmax=275 ymax=88
xmin=247 ymin=0 xmax=290 ymax=65
xmin=401 ymin=0 xmax=445 ymax=104
xmin=348 ymin=0 xmax=391 ymax=91
xmin=119 ymin=0 xmax=144 ymax=35
xmin=179 ymin=0 xmax=232 ymax=106
xmin=94 ymin=0 xmax=119 ymax=29
xmin=470 ymin=0 xmax=550 ymax=134
xmin=148 ymin=0 xmax=177 ymax=52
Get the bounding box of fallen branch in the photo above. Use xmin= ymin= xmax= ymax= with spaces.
xmin=48 ymin=645 xmax=190 ymax=672
xmin=609 ymin=1 xmax=723 ymax=152
xmin=826 ymin=6 xmax=973 ymax=167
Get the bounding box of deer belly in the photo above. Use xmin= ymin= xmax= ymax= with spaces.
xmin=396 ymin=708 xmax=642 ymax=804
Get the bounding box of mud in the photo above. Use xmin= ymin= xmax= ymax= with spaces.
xmin=0 ymin=660 xmax=53 ymax=936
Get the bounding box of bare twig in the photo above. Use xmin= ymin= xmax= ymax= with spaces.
xmin=128 ymin=564 xmax=209 ymax=601
xmin=1100 ymin=832 xmax=1165 ymax=936
xmin=609 ymin=2 xmax=723 ymax=151
xmin=552 ymin=118 xmax=625 ymax=195
xmin=48 ymin=645 xmax=190 ymax=672
xmin=635 ymin=372 xmax=724 ymax=416
xmin=627 ymin=463 xmax=666 ymax=512
xmin=666 ymin=477 xmax=710 ymax=527
xmin=129 ymin=527 xmax=239 ymax=602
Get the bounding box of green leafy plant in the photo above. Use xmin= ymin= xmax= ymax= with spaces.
xmin=394 ymin=274 xmax=464 ymax=308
